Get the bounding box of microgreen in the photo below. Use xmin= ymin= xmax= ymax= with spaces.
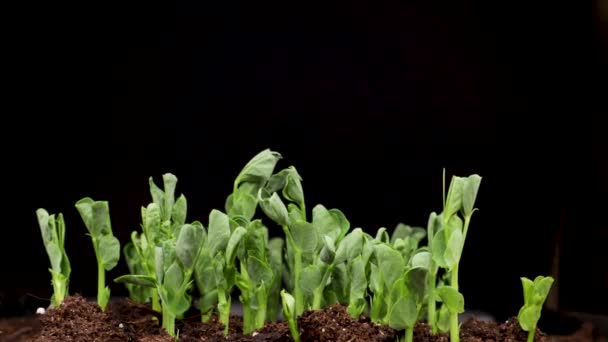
xmin=281 ymin=290 xmax=301 ymax=342
xmin=36 ymin=209 xmax=71 ymax=308
xmin=518 ymin=275 xmax=554 ymax=342
xmin=75 ymin=198 xmax=120 ymax=311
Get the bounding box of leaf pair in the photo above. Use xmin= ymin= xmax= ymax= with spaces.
xmin=518 ymin=276 xmax=554 ymax=332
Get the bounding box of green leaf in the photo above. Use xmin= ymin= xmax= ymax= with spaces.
xmin=226 ymin=190 xmax=257 ymax=221
xmin=437 ymin=286 xmax=465 ymax=313
xmin=431 ymin=229 xmax=448 ymax=268
xmin=521 ymin=277 xmax=534 ymax=305
xmin=114 ymin=274 xmax=157 ymax=288
xmin=391 ymin=224 xmax=426 ymax=244
xmin=91 ymin=201 xmax=112 ymax=236
xmin=247 ymin=256 xmax=274 ymax=285
xmin=208 ymin=209 xmax=231 ymax=256
xmin=155 ymin=246 xmax=164 ymax=283
xmin=444 ymin=229 xmax=464 ymax=269
xmin=75 ymin=198 xmax=94 ymax=233
xmin=445 ymin=215 xmax=463 ymax=239
xmin=144 ymin=203 xmax=161 ymax=243
xmin=349 ymin=256 xmax=367 ymax=302
xmin=300 ymin=264 xmax=324 ymax=295
xmin=404 ymin=267 xmax=428 ymax=302
xmin=288 ymin=203 xmax=304 ymax=223
xmin=312 ymin=205 xmax=344 ymax=242
xmin=45 ymin=243 xmax=63 ymax=273
xmin=99 ymin=235 xmax=120 ymax=271
xmin=329 ymin=209 xmax=350 ymax=241
xmin=532 ymin=276 xmax=555 ymax=304
xmin=369 ymin=263 xmax=383 ymax=295
xmin=281 ymin=289 xmax=295 ymax=317
xmin=36 ymin=209 xmax=52 ymax=244
xmin=290 ymin=220 xmax=318 ymax=253
xmin=149 ymin=176 xmax=165 ymax=208
xmin=162 ymin=173 xmax=178 ymax=222
xmin=445 ymin=176 xmax=464 ymax=219
xmin=164 ymin=262 xmax=184 ymax=292
xmin=388 ymin=296 xmax=418 ymax=330
xmin=410 ymin=251 xmax=431 ymax=270
xmin=283 ymin=167 xmax=304 ymax=206
xmin=518 ymin=305 xmax=540 ymax=331
xmin=437 ymin=304 xmax=451 ymax=333
xmin=375 ymin=228 xmax=390 ymax=243
xmin=374 ymin=243 xmax=406 ymax=289
xmin=335 ymin=228 xmax=364 ymax=264
xmin=235 ymin=149 xmax=282 ymax=187
xmin=462 ymin=175 xmax=482 ymax=217
xmin=226 ymin=226 xmax=247 ymax=265
xmin=172 ymin=194 xmax=187 ymax=228
xmin=319 ymin=235 xmax=336 ymax=264
xmin=176 ymin=223 xmax=204 ymax=269
xmin=259 ymin=192 xmax=289 ymax=227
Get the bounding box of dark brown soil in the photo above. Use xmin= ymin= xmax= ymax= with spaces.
xmin=1 ymin=295 xmax=604 ymax=342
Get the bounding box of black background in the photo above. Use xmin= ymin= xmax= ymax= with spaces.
xmin=4 ymin=1 xmax=607 ymax=322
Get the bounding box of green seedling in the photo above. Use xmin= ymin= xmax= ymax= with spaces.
xmin=36 ymin=209 xmax=71 ymax=308
xmin=388 ymin=267 xmax=429 ymax=342
xmin=75 ymin=198 xmax=120 ymax=311
xmin=116 ymin=222 xmax=204 ymax=336
xmin=429 ymin=172 xmax=481 ymax=341
xmin=518 ymin=276 xmax=554 ymax=342
xmin=281 ymin=290 xmax=301 ymax=342
xmin=194 ymin=209 xmax=243 ymax=335
xmin=122 ymin=173 xmax=188 ymax=311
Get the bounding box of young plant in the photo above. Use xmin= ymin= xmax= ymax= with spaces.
xmin=388 ymin=267 xmax=429 ymax=342
xmin=430 ymin=173 xmax=481 ymax=341
xmin=75 ymin=198 xmax=120 ymax=311
xmin=122 ymin=173 xmax=188 ymax=311
xmin=518 ymin=275 xmax=554 ymax=342
xmin=116 ymin=222 xmax=204 ymax=336
xmin=36 ymin=209 xmax=71 ymax=308
xmin=194 ymin=209 xmax=243 ymax=335
xmin=281 ymin=290 xmax=301 ymax=342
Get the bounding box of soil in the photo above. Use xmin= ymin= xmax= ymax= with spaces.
xmin=0 ymin=295 xmax=605 ymax=342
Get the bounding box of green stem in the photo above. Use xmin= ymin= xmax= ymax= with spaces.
xmin=370 ymin=293 xmax=384 ymax=322
xmin=527 ymin=328 xmax=535 ymax=342
xmin=254 ymin=289 xmax=268 ymax=331
xmin=152 ymin=288 xmax=161 ymax=312
xmin=450 ymin=264 xmax=460 ymax=342
xmin=405 ymin=326 xmax=414 ymax=342
xmin=282 ymin=225 xmax=304 ymax=316
xmin=242 ymin=301 xmax=253 ymax=334
xmin=218 ymin=290 xmax=230 ymax=336
xmin=287 ymin=316 xmax=301 ymax=342
xmin=427 ymin=269 xmax=437 ymax=333
xmin=162 ymin=305 xmax=176 ymax=336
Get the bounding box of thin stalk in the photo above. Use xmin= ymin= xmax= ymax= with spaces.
xmin=92 ymin=239 xmax=107 ymax=311
xmin=449 ymin=264 xmax=460 ymax=342
xmin=217 ymin=289 xmax=230 ymax=336
xmin=370 ymin=293 xmax=384 ymax=322
xmin=242 ymin=302 xmax=253 ymax=334
xmin=427 ymin=269 xmax=438 ymax=333
xmin=287 ymin=316 xmax=301 ymax=342
xmin=527 ymin=328 xmax=535 ymax=342
xmin=282 ymin=225 xmax=304 ymax=316
xmin=405 ymin=326 xmax=414 ymax=342
xmin=162 ymin=305 xmax=176 ymax=336
xmin=152 ymin=289 xmax=161 ymax=312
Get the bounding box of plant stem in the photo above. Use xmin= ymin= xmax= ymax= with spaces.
xmin=287 ymin=315 xmax=301 ymax=342
xmin=527 ymin=328 xmax=535 ymax=342
xmin=254 ymin=288 xmax=268 ymax=331
xmin=370 ymin=293 xmax=383 ymax=322
xmin=162 ymin=305 xmax=176 ymax=336
xmin=217 ymin=289 xmax=230 ymax=336
xmin=282 ymin=225 xmax=304 ymax=316
xmin=405 ymin=327 xmax=414 ymax=342
xmin=152 ymin=289 xmax=161 ymax=312
xmin=427 ymin=269 xmax=437 ymax=333
xmin=312 ymin=265 xmax=333 ymax=310
xmin=450 ymin=264 xmax=460 ymax=342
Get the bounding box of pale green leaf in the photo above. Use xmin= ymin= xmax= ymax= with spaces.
xmin=226 ymin=226 xmax=247 ymax=265
xmin=259 ymin=192 xmax=289 ymax=227
xmin=235 ymin=149 xmax=282 ymax=187
xmin=388 ymin=296 xmax=418 ymax=330
xmin=176 ymin=223 xmax=204 ymax=269
xmin=247 ymin=255 xmax=274 ymax=286
xmin=437 ymin=286 xmax=465 ymax=313
xmin=290 ymin=220 xmax=317 ymax=253
xmin=462 ymin=175 xmax=482 ymax=217
xmin=431 ymin=229 xmax=448 ymax=268
xmin=162 ymin=173 xmax=177 ymax=222
xmin=207 ymin=209 xmax=231 ymax=256
xmin=172 ymin=194 xmax=187 ymax=228
xmin=410 ymin=251 xmax=431 ymax=270
xmin=114 ymin=274 xmax=157 ymax=288
xmin=300 ymin=264 xmax=324 ymax=295
xmin=445 ymin=176 xmax=464 ymax=219
xmin=444 ymin=229 xmax=464 ymax=269
xmin=99 ymin=235 xmax=120 ymax=271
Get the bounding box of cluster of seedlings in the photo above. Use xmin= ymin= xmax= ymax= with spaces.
xmin=37 ymin=149 xmax=553 ymax=342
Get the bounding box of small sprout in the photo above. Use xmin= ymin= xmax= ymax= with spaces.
xmin=518 ymin=275 xmax=554 ymax=342
xmin=281 ymin=290 xmax=301 ymax=342
xmin=75 ymin=198 xmax=119 ymax=311
xmin=36 ymin=209 xmax=71 ymax=308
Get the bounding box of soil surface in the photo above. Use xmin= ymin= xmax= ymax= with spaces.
xmin=0 ymin=295 xmax=605 ymax=342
